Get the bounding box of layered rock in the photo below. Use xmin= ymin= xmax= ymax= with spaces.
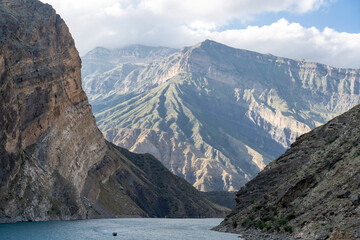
xmin=0 ymin=0 xmax=225 ymax=222
xmin=0 ymin=0 xmax=106 ymax=221
xmin=83 ymin=40 xmax=360 ymax=191
xmin=214 ymin=104 xmax=360 ymax=239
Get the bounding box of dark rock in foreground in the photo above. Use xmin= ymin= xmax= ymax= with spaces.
xmin=214 ymin=104 xmax=360 ymax=239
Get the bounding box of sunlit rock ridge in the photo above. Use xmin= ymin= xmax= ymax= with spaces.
xmin=0 ymin=0 xmax=225 ymax=222
xmin=83 ymin=40 xmax=360 ymax=191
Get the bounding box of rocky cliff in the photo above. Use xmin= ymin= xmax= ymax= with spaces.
xmin=0 ymin=0 xmax=225 ymax=222
xmin=214 ymin=104 xmax=360 ymax=239
xmin=83 ymin=40 xmax=360 ymax=191
xmin=0 ymin=0 xmax=106 ymax=221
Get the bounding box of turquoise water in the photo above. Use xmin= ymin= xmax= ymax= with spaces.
xmin=0 ymin=218 xmax=241 ymax=240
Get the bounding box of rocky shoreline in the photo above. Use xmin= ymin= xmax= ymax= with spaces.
xmin=214 ymin=103 xmax=360 ymax=239
xmin=215 ymin=226 xmax=313 ymax=240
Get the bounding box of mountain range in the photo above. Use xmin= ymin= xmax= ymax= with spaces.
xmin=1 ymin=1 xmax=358 ymax=238
xmin=0 ymin=0 xmax=225 ymax=222
xmin=82 ymin=40 xmax=360 ymax=191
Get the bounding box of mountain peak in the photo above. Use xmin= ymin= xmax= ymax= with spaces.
xmin=201 ymin=39 xmax=220 ymax=45
xmin=192 ymin=39 xmax=232 ymax=51
xmin=84 ymin=38 xmax=360 ymax=192
xmin=183 ymin=39 xmax=260 ymax=63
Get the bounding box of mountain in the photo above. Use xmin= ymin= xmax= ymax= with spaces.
xmin=84 ymin=143 xmax=229 ymax=218
xmin=82 ymin=45 xmax=178 ymax=78
xmin=214 ymin=104 xmax=360 ymax=239
xmin=201 ymin=191 xmax=237 ymax=210
xmin=83 ymin=40 xmax=360 ymax=191
xmin=0 ymin=0 xmax=225 ymax=222
xmin=82 ymin=45 xmax=178 ymax=100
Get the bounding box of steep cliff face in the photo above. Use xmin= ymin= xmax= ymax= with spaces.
xmin=215 ymin=104 xmax=360 ymax=239
xmin=0 ymin=0 xmax=107 ymax=221
xmin=83 ymin=40 xmax=360 ymax=191
xmin=0 ymin=0 xmax=225 ymax=222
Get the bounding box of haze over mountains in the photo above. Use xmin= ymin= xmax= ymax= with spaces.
xmin=82 ymin=40 xmax=360 ymax=191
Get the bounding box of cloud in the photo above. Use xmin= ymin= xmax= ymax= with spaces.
xmin=209 ymin=19 xmax=360 ymax=68
xmin=39 ymin=0 xmax=360 ymax=68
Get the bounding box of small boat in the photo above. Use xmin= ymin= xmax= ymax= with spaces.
xmin=112 ymin=232 xmax=117 ymax=236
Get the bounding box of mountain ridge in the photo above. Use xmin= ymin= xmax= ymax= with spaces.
xmin=83 ymin=40 xmax=360 ymax=191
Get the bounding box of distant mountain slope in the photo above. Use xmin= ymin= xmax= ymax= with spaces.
xmin=0 ymin=0 xmax=225 ymax=222
xmin=83 ymin=40 xmax=360 ymax=191
xmin=82 ymin=45 xmax=178 ymax=100
xmin=82 ymin=45 xmax=178 ymax=77
xmin=214 ymin=103 xmax=360 ymax=239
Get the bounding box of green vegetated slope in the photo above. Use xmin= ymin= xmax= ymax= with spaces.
xmin=83 ymin=40 xmax=360 ymax=191
xmin=215 ymin=104 xmax=360 ymax=239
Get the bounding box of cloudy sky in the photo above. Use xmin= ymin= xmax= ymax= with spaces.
xmin=40 ymin=0 xmax=360 ymax=68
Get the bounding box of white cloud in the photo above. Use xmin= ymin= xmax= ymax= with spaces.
xmin=209 ymin=19 xmax=360 ymax=68
xmin=39 ymin=0 xmax=360 ymax=68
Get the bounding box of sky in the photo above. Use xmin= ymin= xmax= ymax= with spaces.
xmin=40 ymin=0 xmax=360 ymax=68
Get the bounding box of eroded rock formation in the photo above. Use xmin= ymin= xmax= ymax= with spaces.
xmin=83 ymin=40 xmax=360 ymax=191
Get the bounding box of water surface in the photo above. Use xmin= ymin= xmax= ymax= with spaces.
xmin=0 ymin=218 xmax=241 ymax=240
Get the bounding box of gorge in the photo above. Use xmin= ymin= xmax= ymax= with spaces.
xmin=0 ymin=0 xmax=225 ymax=222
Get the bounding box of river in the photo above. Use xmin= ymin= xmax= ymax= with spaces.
xmin=0 ymin=218 xmax=242 ymax=240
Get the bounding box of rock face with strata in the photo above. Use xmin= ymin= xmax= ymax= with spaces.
xmin=83 ymin=40 xmax=360 ymax=191
xmin=0 ymin=0 xmax=106 ymax=221
xmin=214 ymin=104 xmax=360 ymax=239
xmin=0 ymin=0 xmax=225 ymax=222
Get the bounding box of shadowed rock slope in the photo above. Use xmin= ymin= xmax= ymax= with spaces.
xmin=214 ymin=104 xmax=360 ymax=239
xmin=0 ymin=0 xmax=225 ymax=222
xmin=83 ymin=40 xmax=360 ymax=191
xmin=83 ymin=142 xmax=228 ymax=218
xmin=201 ymin=191 xmax=237 ymax=210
